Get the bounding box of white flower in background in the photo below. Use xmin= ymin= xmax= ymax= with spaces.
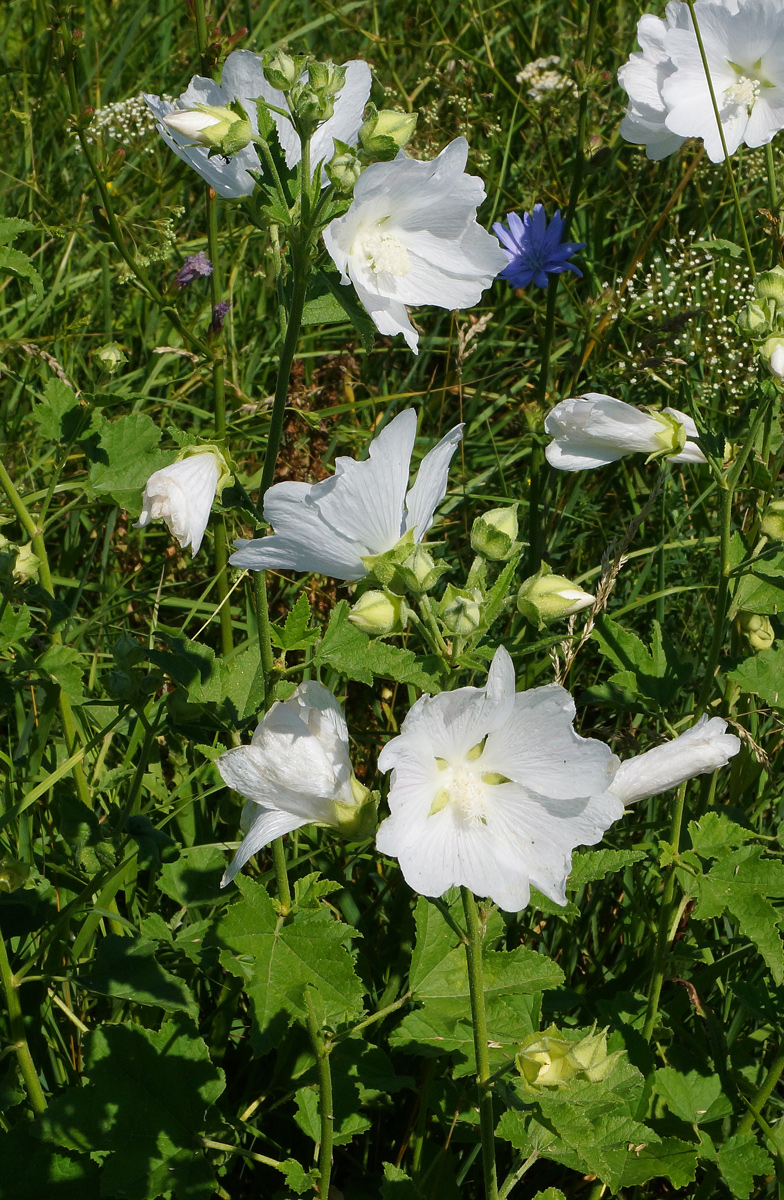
xmin=375 ymin=646 xmax=624 ymax=911
xmin=230 ymin=409 xmax=462 ymax=580
xmin=618 ymin=3 xmax=692 ymax=160
xmin=136 ymin=447 xmax=230 ymax=556
xmin=375 ymin=649 xmax=743 ymax=911
xmin=144 ymin=50 xmax=371 ymax=197
xmin=662 ymin=0 xmax=784 ymax=162
xmin=516 ymin=56 xmax=578 ymax=102
xmin=323 ymin=138 xmax=507 ymax=353
xmin=610 ymin=716 xmax=741 ymax=804
xmin=217 ymin=682 xmax=374 ymax=886
xmin=544 ymin=393 xmax=706 ymax=471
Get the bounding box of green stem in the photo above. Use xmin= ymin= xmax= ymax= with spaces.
xmin=257 ymin=254 xmax=309 ymax=508
xmin=306 ymin=991 xmax=334 ymax=1199
xmin=685 ymin=0 xmax=755 ymax=274
xmin=736 ymin=1044 xmax=784 ymax=1137
xmin=461 ymin=888 xmax=498 ymax=1200
xmin=192 ymin=0 xmax=209 ymax=59
xmin=642 ymin=781 xmax=688 ymax=1042
xmin=529 ymin=278 xmax=557 ymax=573
xmin=0 ymin=457 xmax=91 ymax=809
xmin=0 ymin=930 xmax=47 ymax=1115
xmin=765 ymin=142 xmax=778 ymax=213
xmin=271 ymin=836 xmax=291 ymax=913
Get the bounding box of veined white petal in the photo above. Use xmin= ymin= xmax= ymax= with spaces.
xmin=221 ymin=807 xmax=309 ymax=886
xmin=610 ymin=716 xmax=741 ymax=805
xmin=404 ymin=423 xmax=463 ymax=539
xmin=311 ymin=60 xmax=373 ymax=175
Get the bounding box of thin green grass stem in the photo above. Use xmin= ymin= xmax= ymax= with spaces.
xmin=461 ymin=888 xmax=498 ymax=1200
xmin=736 ymin=1044 xmax=784 ymax=1137
xmin=685 ymin=0 xmax=755 ymax=274
xmin=642 ymin=780 xmax=689 ymax=1042
xmin=0 ymin=930 xmax=47 ymax=1115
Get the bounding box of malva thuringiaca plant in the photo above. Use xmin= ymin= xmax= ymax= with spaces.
xmin=3 ymin=1 xmax=784 ymax=1198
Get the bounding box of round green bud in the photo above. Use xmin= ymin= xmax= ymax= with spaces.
xmin=471 ymin=504 xmax=519 ymax=561
xmin=326 ymin=141 xmax=362 ymax=191
xmin=348 ymin=589 xmax=406 ymax=637
xmin=517 ymin=563 xmax=594 ymax=628
xmin=95 ymin=341 xmax=128 ymax=373
xmin=754 ymin=265 xmax=784 ymax=306
xmin=359 ymin=104 xmax=418 ymax=160
xmin=760 ymin=499 xmax=784 ymax=541
xmin=739 ymin=612 xmax=775 ymax=652
xmin=442 ymin=592 xmax=482 ymax=636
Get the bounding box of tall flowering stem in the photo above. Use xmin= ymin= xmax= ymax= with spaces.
xmin=0 ymin=928 xmax=47 ymax=1116
xmin=642 ymin=780 xmax=688 ymax=1041
xmin=306 ymin=989 xmax=335 ymax=1198
xmin=461 ymin=888 xmax=498 ymax=1200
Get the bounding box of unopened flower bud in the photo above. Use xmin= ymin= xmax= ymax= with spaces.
xmin=754 ymin=265 xmax=784 ymax=307
xmin=261 ymin=49 xmax=305 ymax=92
xmin=359 ymin=104 xmax=418 ymax=160
xmin=761 ymin=499 xmax=784 ymax=541
xmin=517 ymin=563 xmax=594 ymax=628
xmin=739 ymin=611 xmax=775 ymax=652
xmin=333 ymin=777 xmax=378 ymax=839
xmin=516 ymin=1025 xmax=621 ymax=1091
xmin=162 ymin=103 xmax=253 ymax=156
xmin=326 ymin=140 xmax=362 ymax=191
xmin=737 ymin=297 xmax=777 ymax=337
xmin=0 ymin=855 xmax=30 ymax=894
xmin=348 ymin=590 xmax=406 ymax=636
xmin=308 ymin=60 xmax=347 ymax=99
xmin=565 ymin=1027 xmax=622 ymax=1083
xmin=470 ymin=504 xmax=519 ymax=561
xmin=442 ymin=589 xmax=482 ymax=636
xmin=95 ymin=341 xmax=127 ymax=373
xmin=761 ymin=336 xmax=784 ymax=380
xmin=398 ymin=544 xmax=442 ymax=594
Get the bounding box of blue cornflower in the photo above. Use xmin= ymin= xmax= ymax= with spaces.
xmin=492 ymin=205 xmax=586 ymax=289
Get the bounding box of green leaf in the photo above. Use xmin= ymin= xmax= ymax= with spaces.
xmin=31 ymin=380 xmax=83 ymax=442
xmin=277 ymin=1158 xmax=320 ymax=1195
xmin=717 ymin=1132 xmax=773 ymax=1199
xmin=315 ymin=600 xmax=439 ymax=689
xmin=0 ymin=604 xmax=32 ymax=655
xmin=568 ymin=848 xmax=648 ymax=889
xmin=81 ymin=935 xmax=198 ymax=1016
xmin=618 ymin=1138 xmax=700 ymax=1189
xmin=158 ymin=845 xmax=226 ymax=908
xmin=0 ymin=216 xmax=37 ymax=245
xmin=86 ymin=413 xmax=171 ymax=514
xmin=315 ymin=268 xmax=375 ymax=352
xmin=35 ymin=644 xmax=86 ymax=703
xmin=592 ymin=615 xmax=691 ymax=709
xmin=270 ymin=591 xmax=319 ymax=651
xmin=482 ymin=552 xmax=521 ymax=629
xmin=0 ymin=244 xmax=43 ymax=301
xmin=302 ymin=282 xmax=351 ymax=325
xmin=728 ymin=647 xmax=784 ymax=707
xmin=35 ymin=1016 xmax=225 ymax=1200
xmin=693 ymin=846 xmax=784 ymax=982
xmin=0 ymin=1124 xmax=100 ymax=1199
xmin=653 ymin=1066 xmax=733 ymax=1124
xmin=214 ymin=875 xmax=366 ymax=1052
xmin=689 ymin=812 xmax=756 ymax=859
xmin=733 ymin=551 xmax=784 ymax=615
xmin=381 ymin=1162 xmax=423 ymax=1198
xmin=531 ymin=1192 xmax=567 ymax=1200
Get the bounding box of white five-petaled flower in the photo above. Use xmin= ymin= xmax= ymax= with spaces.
xmin=217 ymin=682 xmax=373 ymax=886
xmin=544 ymin=393 xmax=706 ymax=471
xmin=375 ymin=648 xmax=743 ymax=911
xmin=618 ymin=0 xmax=784 ymax=163
xmin=610 ymin=716 xmax=741 ymax=804
xmin=375 ymin=646 xmax=624 ymax=912
xmin=144 ymin=50 xmax=371 ymax=197
xmin=323 ymin=138 xmax=508 ymax=353
xmin=136 ymin=447 xmax=229 ymax=556
xmin=229 ymin=409 xmax=462 ymax=580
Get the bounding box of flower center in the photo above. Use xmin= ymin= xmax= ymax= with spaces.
xmin=725 ymin=74 xmax=761 ymax=108
xmin=356 ymin=229 xmax=411 ymax=276
xmin=448 ymin=766 xmax=488 ymax=822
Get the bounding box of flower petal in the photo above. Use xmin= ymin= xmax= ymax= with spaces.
xmin=404 ymin=423 xmax=463 ymax=539
xmin=221 ymin=807 xmax=309 ymax=886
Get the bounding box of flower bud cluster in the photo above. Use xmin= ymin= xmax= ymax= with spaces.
xmin=737 ymin=266 xmax=784 ymax=380
xmin=516 ymin=1026 xmax=622 ymax=1091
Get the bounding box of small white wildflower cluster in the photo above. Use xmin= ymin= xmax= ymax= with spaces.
xmin=74 ymin=94 xmax=170 ymax=154
xmin=515 ymin=56 xmax=577 ymax=102
xmin=613 ymin=235 xmax=755 ymax=400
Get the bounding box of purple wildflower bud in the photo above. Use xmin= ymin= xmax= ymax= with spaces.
xmin=210 ymin=300 xmax=231 ymax=334
xmin=174 ymin=251 xmax=213 ymax=289
xmin=492 ymin=205 xmax=586 ymax=290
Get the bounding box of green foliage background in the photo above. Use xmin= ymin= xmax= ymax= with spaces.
xmin=1 ymin=0 xmax=783 ymax=1197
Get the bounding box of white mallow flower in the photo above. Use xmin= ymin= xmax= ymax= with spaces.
xmin=618 ymin=2 xmax=693 ymax=160
xmin=323 ymin=138 xmax=508 ymax=353
xmin=230 ymin=409 xmax=462 ymax=580
xmin=136 ymin=447 xmax=229 ymax=556
xmin=217 ymin=682 xmax=374 ymax=886
xmin=611 ymin=716 xmax=741 ymax=804
xmin=662 ymin=0 xmax=784 ymax=162
xmin=144 ymin=50 xmax=371 ymax=197
xmin=375 ymin=646 xmax=625 ymax=912
xmin=544 ymin=393 xmax=706 ymax=471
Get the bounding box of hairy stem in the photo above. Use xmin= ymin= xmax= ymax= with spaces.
xmin=736 ymin=1044 xmax=784 ymax=1137
xmin=306 ymin=991 xmax=334 ymax=1199
xmin=461 ymin=888 xmax=498 ymax=1200
xmin=0 ymin=930 xmax=47 ymax=1115
xmin=642 ymin=780 xmax=688 ymax=1042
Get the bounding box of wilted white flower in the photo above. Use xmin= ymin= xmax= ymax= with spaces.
xmin=230 ymin=409 xmax=462 ymax=580
xmin=136 ymin=447 xmax=230 ymax=556
xmin=544 ymin=393 xmax=706 ymax=471
xmin=323 ymin=138 xmax=507 ymax=353
xmin=663 ymin=0 xmax=784 ymax=162
xmin=144 ymin=50 xmax=371 ymax=197
xmin=376 ymin=646 xmax=624 ymax=911
xmin=611 ymin=716 xmax=741 ymax=804
xmin=217 ymin=682 xmax=375 ymax=886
